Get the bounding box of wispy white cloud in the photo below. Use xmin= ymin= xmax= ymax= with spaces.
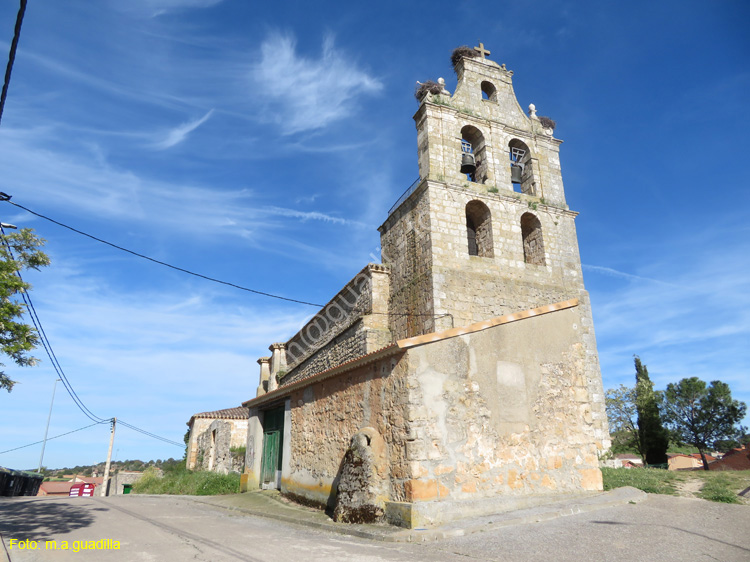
xmin=152 ymin=109 xmax=214 ymax=150
xmin=262 ymin=206 xmax=363 ymax=226
xmin=251 ymin=32 xmax=383 ymax=135
xmin=582 ymin=264 xmax=679 ymax=287
xmin=114 ymin=0 xmax=225 ymax=18
xmin=589 ymin=236 xmax=750 ymax=414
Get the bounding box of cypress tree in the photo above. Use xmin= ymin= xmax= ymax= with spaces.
xmin=634 ymin=356 xmax=669 ymax=465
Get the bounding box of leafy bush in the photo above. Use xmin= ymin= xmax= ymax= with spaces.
xmin=133 ymin=466 xmax=240 ymax=496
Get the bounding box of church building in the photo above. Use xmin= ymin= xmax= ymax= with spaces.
xmin=229 ymin=43 xmax=608 ymax=528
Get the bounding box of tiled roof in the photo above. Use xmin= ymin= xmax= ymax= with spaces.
xmin=709 ymin=446 xmax=750 ymax=471
xmin=39 ymin=482 xmax=75 ymax=495
xmin=190 ymin=406 xmax=249 ymax=421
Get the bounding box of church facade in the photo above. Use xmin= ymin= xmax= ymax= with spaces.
xmin=240 ymin=44 xmax=610 ymax=528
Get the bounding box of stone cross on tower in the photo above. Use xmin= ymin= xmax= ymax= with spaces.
xmin=474 ymin=41 xmax=491 ymax=59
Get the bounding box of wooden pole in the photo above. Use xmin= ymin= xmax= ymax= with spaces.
xmin=101 ymin=418 xmax=116 ymax=497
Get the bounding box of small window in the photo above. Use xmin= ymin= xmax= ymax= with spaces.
xmin=466 ymin=201 xmax=493 ymax=257
xmin=481 ymin=81 xmax=496 ymax=101
xmin=521 ymin=212 xmax=545 ymax=266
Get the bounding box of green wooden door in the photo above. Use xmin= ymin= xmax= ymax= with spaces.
xmin=260 ymin=406 xmax=284 ymax=486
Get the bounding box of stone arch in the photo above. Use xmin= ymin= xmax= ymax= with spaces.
xmin=481 ymin=81 xmax=497 ymax=101
xmin=509 ymin=138 xmax=536 ymax=195
xmin=521 ymin=212 xmax=545 ymax=265
xmin=461 ymin=125 xmax=487 ymax=184
xmin=466 ymin=200 xmax=493 ymax=257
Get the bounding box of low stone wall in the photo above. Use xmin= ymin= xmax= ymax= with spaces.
xmin=281 ymin=352 xmax=409 ymax=508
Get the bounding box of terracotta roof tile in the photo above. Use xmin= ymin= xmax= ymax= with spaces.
xmin=191 ymin=406 xmax=249 ymax=420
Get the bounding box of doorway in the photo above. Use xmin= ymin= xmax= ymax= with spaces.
xmin=260 ymin=406 xmax=284 ymax=489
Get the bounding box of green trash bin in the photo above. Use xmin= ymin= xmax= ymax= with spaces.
xmin=122 ymin=484 xmax=132 ymax=495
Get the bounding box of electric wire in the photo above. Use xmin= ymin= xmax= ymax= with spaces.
xmin=0 ymin=196 xmax=453 ymax=320
xmin=0 ymin=226 xmax=107 ymax=424
xmin=118 ymin=420 xmax=184 ymax=448
xmin=1 ymin=196 xmax=325 ymax=308
xmin=0 ymin=0 xmax=27 ymax=126
xmin=1 ymin=228 xmax=184 ymax=449
xmin=0 ymin=422 xmax=102 ymax=455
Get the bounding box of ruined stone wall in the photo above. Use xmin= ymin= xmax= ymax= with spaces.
xmin=378 ymin=183 xmax=436 ymax=340
xmin=282 ymin=354 xmax=410 ymax=507
xmin=189 ymin=418 xmax=248 ymax=474
xmin=281 ymin=265 xmax=391 ymax=384
xmin=402 ymin=306 xmax=605 ymax=521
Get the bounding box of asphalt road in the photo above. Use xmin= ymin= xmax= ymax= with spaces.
xmin=1 ymin=494 xmax=749 ymax=561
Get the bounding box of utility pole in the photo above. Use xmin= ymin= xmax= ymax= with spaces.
xmin=101 ymin=417 xmax=116 ymax=497
xmin=38 ymin=377 xmax=61 ymax=474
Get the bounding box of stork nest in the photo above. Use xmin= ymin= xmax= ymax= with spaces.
xmin=539 ymin=116 xmax=556 ymax=130
xmin=414 ymin=80 xmax=443 ymax=101
xmin=451 ymin=46 xmax=479 ymax=71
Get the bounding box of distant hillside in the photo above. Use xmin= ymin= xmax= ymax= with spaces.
xmin=39 ymin=457 xmax=184 ymax=478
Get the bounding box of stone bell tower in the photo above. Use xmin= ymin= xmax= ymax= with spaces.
xmin=379 ymin=43 xmax=596 ymax=347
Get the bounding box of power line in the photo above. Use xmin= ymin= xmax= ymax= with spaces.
xmin=1 ymin=228 xmax=184 ymax=449
xmin=0 ymin=0 xmax=27 ymax=126
xmin=0 ymin=422 xmax=102 ymax=455
xmin=1 ymin=196 xmax=324 ymax=308
xmin=0 ymin=196 xmax=454 ymax=321
xmin=0 ymin=226 xmax=107 ymax=423
xmin=118 ymin=420 xmax=184 ymax=448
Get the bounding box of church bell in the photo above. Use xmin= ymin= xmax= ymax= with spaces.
xmin=510 ymin=163 xmax=523 ymax=184
xmin=460 ymin=153 xmax=476 ymax=175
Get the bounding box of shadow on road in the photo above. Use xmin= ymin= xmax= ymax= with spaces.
xmin=0 ymin=499 xmax=98 ymax=541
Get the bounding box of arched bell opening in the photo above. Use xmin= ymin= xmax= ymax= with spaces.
xmin=509 ymin=139 xmax=536 ymax=195
xmin=481 ymin=81 xmax=497 ymax=102
xmin=466 ymin=200 xmax=493 ymax=258
xmin=520 ymin=212 xmax=545 ymax=266
xmin=461 ymin=125 xmax=487 ymax=184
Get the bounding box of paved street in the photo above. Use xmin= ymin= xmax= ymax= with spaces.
xmin=1 ymin=494 xmax=749 ymax=561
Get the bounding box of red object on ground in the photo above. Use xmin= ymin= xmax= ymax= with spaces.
xmin=69 ymin=482 xmax=96 ymax=497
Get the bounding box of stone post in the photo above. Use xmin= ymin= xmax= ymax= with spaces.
xmin=256 ymin=357 xmax=271 ymax=397
xmin=268 ymin=343 xmax=287 ymax=391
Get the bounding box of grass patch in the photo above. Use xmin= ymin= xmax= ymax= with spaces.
xmin=133 ymin=466 xmax=240 ymax=496
xmin=603 ymin=467 xmax=750 ymax=504
xmin=601 ymin=467 xmax=679 ymax=495
xmin=698 ymin=474 xmax=741 ymax=504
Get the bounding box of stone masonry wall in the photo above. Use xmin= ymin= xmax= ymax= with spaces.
xmin=283 ymin=353 xmax=411 ymax=507
xmin=378 ymin=182 xmax=437 ymax=340
xmin=190 ymin=418 xmax=248 ymax=474
xmin=427 ymin=182 xmax=585 ymax=328
xmin=281 ymin=265 xmax=391 ymax=385
xmin=402 ymin=306 xmax=604 ymax=521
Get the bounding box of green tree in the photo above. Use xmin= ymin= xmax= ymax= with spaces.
xmin=605 ymin=384 xmax=640 ymax=455
xmin=605 ymin=357 xmax=670 ymax=464
xmin=0 ymin=227 xmax=50 ymax=392
xmin=661 ymin=378 xmax=747 ymax=471
xmin=634 ymin=356 xmax=669 ymax=465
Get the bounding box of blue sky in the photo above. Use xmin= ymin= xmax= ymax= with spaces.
xmin=0 ymin=0 xmax=748 ymax=470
